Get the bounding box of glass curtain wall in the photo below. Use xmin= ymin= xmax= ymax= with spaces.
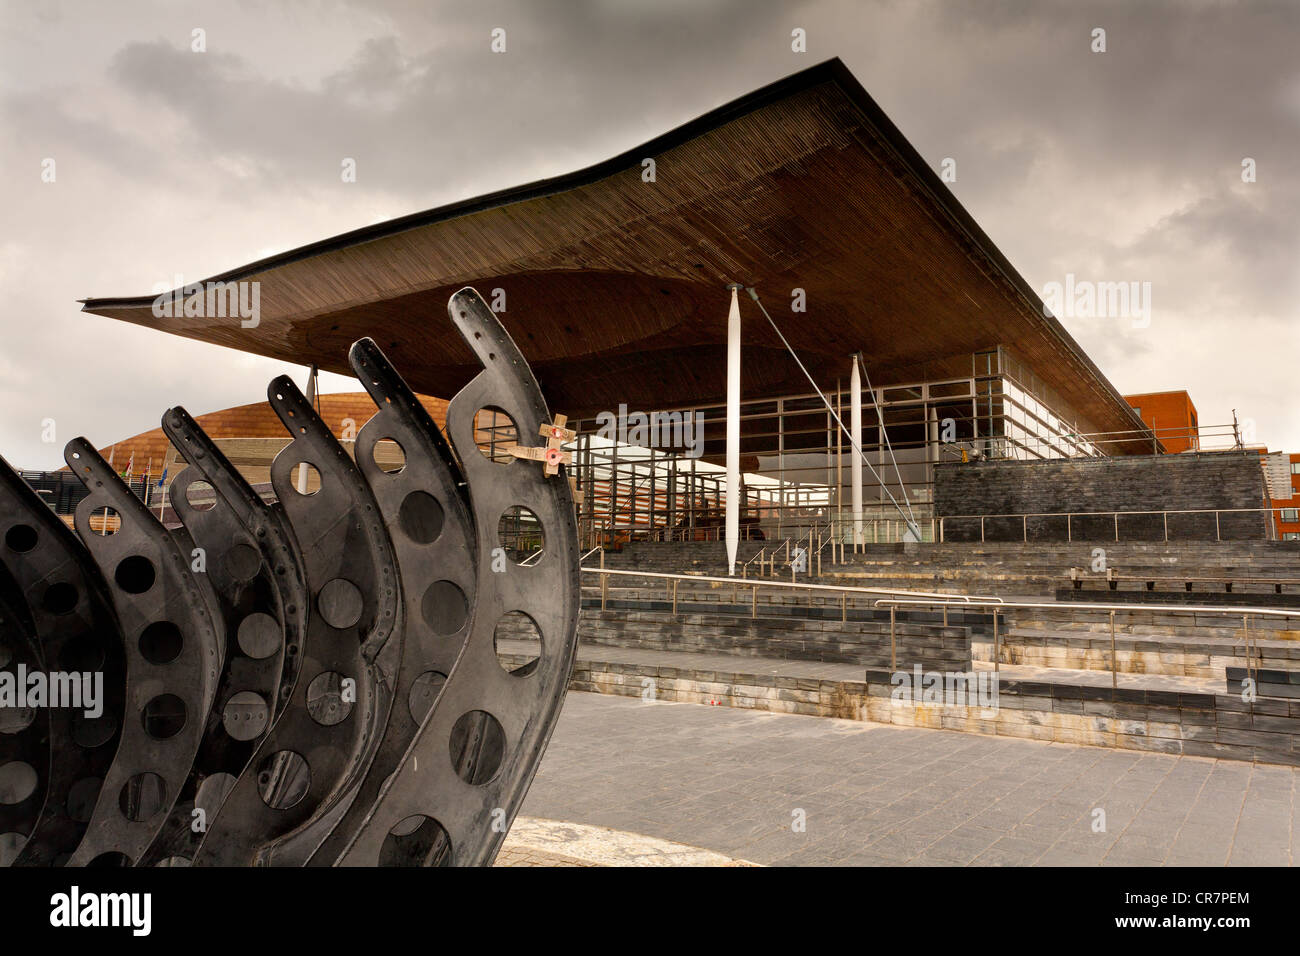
xmin=540 ymin=346 xmax=1107 ymax=546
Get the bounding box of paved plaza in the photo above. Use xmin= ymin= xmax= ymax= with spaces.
xmin=519 ymin=692 xmax=1299 ymax=866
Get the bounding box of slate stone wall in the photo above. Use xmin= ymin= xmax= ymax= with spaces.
xmin=935 ymin=451 xmax=1269 ymax=542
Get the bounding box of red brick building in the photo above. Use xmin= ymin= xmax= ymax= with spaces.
xmin=1266 ymin=451 xmax=1300 ymax=540
xmin=86 ymin=391 xmax=448 ymax=489
xmin=1124 ymin=390 xmax=1199 ymax=453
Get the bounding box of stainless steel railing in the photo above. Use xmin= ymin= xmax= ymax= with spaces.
xmin=872 ymin=595 xmax=1300 ymax=690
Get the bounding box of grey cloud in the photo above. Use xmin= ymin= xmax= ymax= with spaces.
xmin=0 ymin=0 xmax=1296 ymax=470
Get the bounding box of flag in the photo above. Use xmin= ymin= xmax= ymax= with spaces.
xmin=122 ymin=451 xmax=134 ymax=479
xmin=156 ymin=467 xmax=168 ymax=488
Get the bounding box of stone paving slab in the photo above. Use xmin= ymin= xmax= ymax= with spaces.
xmin=518 ymin=691 xmax=1297 ymax=866
xmin=495 ymin=816 xmax=754 ymax=866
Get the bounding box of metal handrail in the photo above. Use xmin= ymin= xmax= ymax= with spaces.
xmin=938 ymin=506 xmax=1291 ymax=543
xmin=1069 ymin=567 xmax=1300 ymax=595
xmin=577 ymin=564 xmax=1278 ymax=691
xmin=872 ymin=595 xmax=1289 ymax=691
xmin=522 ymin=545 xmax=601 ymax=567
xmin=580 ymin=565 xmax=1002 ymax=605
xmin=941 ymin=506 xmax=1289 ymax=521
xmin=872 ymin=595 xmax=1300 ymax=620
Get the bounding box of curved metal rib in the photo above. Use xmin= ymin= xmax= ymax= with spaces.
xmin=136 ymin=407 xmax=309 ymax=866
xmin=0 ymin=562 xmax=47 ymax=862
xmin=336 ymin=286 xmax=581 ymax=867
xmin=62 ymin=439 xmax=223 ymax=866
xmin=304 ymin=337 xmax=479 ymax=865
xmin=193 ymin=377 xmax=401 ymax=866
xmin=0 ymin=456 xmax=126 ymax=867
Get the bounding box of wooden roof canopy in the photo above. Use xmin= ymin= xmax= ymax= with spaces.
xmin=81 ymin=58 xmax=1154 ymax=454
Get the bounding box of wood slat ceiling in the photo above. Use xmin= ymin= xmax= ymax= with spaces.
xmin=81 ymin=59 xmax=1154 ymax=454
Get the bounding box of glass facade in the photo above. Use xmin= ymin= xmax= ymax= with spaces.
xmin=560 ymin=345 xmax=1110 ymax=546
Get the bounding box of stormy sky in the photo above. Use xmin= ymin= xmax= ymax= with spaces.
xmin=1 ymin=0 xmax=1297 ymax=470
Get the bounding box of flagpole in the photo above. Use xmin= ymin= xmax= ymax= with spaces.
xmin=724 ymin=284 xmax=742 ymax=576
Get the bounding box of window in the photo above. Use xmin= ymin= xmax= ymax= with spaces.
xmin=1291 ymin=462 xmax=1300 ymax=475
xmin=1285 ymin=533 xmax=1300 ymax=541
xmin=1131 ymin=406 xmax=1141 ymax=418
xmin=1282 ymin=509 xmax=1299 ymax=523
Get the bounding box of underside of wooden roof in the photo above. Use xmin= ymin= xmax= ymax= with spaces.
xmin=80 ymin=58 xmax=1155 ymax=454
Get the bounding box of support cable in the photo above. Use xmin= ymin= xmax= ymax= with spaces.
xmin=745 ymin=287 xmax=920 ymax=539
xmin=857 ymin=354 xmax=917 ymax=525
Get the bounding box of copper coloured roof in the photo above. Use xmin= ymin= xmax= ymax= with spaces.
xmin=80 ymin=58 xmax=1154 ymax=453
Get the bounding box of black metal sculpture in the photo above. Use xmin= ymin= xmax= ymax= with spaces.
xmin=0 ymin=287 xmax=580 ymax=866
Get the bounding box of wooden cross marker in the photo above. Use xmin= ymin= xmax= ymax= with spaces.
xmin=506 ymin=414 xmax=575 ymax=477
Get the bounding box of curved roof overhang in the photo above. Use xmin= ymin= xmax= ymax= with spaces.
xmin=81 ymin=58 xmax=1156 ymax=454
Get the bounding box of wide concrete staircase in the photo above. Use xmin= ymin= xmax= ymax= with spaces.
xmin=816 ymin=541 xmax=1300 ymax=598
xmin=569 ymin=539 xmax=1300 ymax=765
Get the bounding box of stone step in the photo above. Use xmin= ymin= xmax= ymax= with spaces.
xmin=558 ymin=606 xmax=972 ymax=669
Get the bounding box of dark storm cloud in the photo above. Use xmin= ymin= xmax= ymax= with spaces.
xmin=0 ymin=0 xmax=1296 ymax=469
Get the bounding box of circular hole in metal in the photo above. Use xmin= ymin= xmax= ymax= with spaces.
xmin=41 ymin=581 xmax=78 ymax=615
xmin=0 ymin=761 xmax=37 ymax=804
xmin=88 ymin=851 xmax=132 ymax=867
xmin=58 ymin=631 xmax=105 ymax=671
xmin=139 ymin=620 xmax=183 ymax=664
xmin=224 ymin=543 xmax=261 ymax=582
xmin=407 ymin=670 xmax=448 ymax=724
xmin=118 ymin=772 xmax=166 ymax=822
xmin=421 ymin=580 xmax=467 ymax=635
xmin=194 ymin=771 xmax=237 ymax=821
xmin=89 ymin=506 xmax=120 ymax=535
xmin=114 ymin=555 xmax=156 ymax=594
xmin=67 ymin=776 xmax=102 ymax=822
xmin=4 ymin=524 xmax=37 ymax=553
xmin=473 ymin=407 xmax=518 ymax=464
xmin=448 ymin=710 xmax=506 ymax=786
xmin=379 ymin=815 xmax=453 ymax=867
xmin=256 ymin=750 xmax=310 ymax=810
xmin=222 ymin=691 xmax=269 ymax=741
xmin=185 ymin=480 xmax=217 ymax=511
xmin=374 ymin=437 xmax=406 ymax=474
xmin=0 ymin=701 xmax=33 ymax=734
xmin=317 ymin=578 xmax=363 ymax=630
xmin=71 ymin=710 xmax=117 ymax=749
xmin=237 ymin=612 xmax=280 ymax=659
xmin=493 ymin=610 xmax=542 ymax=676
xmin=142 ymin=694 xmax=186 ymax=739
xmin=497 ymin=506 xmax=544 ymax=564
xmin=290 ymin=463 xmax=321 ymax=495
xmin=398 ymin=490 xmax=444 ymax=544
xmin=306 ymin=671 xmax=353 ymax=726
xmin=0 ymin=832 xmax=26 ymax=867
